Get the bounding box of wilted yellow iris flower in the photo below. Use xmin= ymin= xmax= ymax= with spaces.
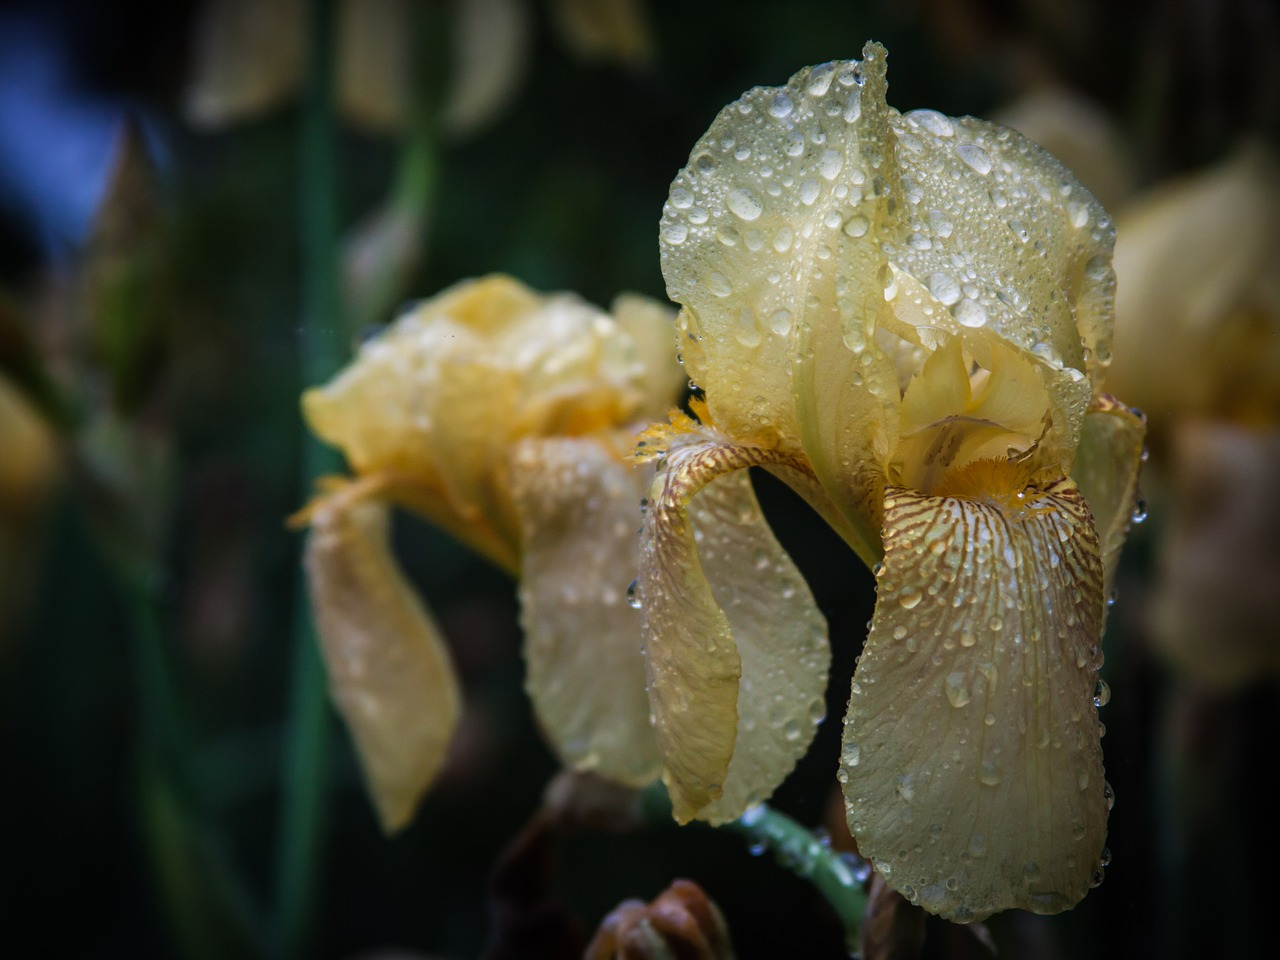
xmin=636 ymin=43 xmax=1145 ymax=921
xmin=298 ymin=274 xmax=681 ymax=831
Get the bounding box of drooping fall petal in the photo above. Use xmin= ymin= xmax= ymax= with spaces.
xmin=509 ymin=434 xmax=661 ymax=787
xmin=840 ymin=476 xmax=1108 ymax=921
xmin=304 ymin=495 xmax=460 ymax=833
xmin=639 ymin=430 xmax=829 ymax=824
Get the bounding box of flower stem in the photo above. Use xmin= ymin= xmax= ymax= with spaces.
xmin=641 ymin=785 xmax=869 ymax=949
xmin=273 ymin=0 xmax=344 ymax=957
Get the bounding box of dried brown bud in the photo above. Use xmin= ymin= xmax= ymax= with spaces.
xmin=859 ymin=872 xmax=927 ymax=960
xmin=585 ymin=880 xmax=735 ymax=960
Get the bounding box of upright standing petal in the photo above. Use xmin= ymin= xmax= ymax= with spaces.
xmin=840 ymin=476 xmax=1108 ymax=921
xmin=639 ymin=429 xmax=829 ymax=824
xmin=1070 ymin=397 xmax=1147 ymax=588
xmin=305 ymin=496 xmax=461 ymax=833
xmin=510 ymin=433 xmax=661 ymax=786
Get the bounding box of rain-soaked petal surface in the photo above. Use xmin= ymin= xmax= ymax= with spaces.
xmin=305 ymin=496 xmax=460 ymax=833
xmin=510 ymin=433 xmax=661 ymax=786
xmin=840 ymin=474 xmax=1108 ymax=921
xmin=639 ymin=432 xmax=829 ymax=824
xmin=658 ymin=42 xmax=1114 ymax=525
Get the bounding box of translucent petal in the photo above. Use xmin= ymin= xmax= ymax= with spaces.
xmin=304 ymin=496 xmax=460 ymax=833
xmin=639 ymin=434 xmax=829 ymax=823
xmin=840 ymin=478 xmax=1108 ymax=921
xmin=510 ymin=434 xmax=661 ymax=786
xmin=1070 ymin=397 xmax=1146 ymax=588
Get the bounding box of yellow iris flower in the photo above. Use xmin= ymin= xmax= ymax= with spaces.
xmin=635 ymin=43 xmax=1145 ymax=921
xmin=1107 ymin=145 xmax=1280 ymax=688
xmin=297 ymin=275 xmax=682 ymax=831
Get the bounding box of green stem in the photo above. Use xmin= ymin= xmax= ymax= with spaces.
xmin=641 ymin=786 xmax=869 ymax=949
xmin=273 ymin=0 xmax=344 ymax=957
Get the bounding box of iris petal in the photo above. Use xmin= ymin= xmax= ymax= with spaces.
xmin=639 ymin=433 xmax=829 ymax=824
xmin=509 ymin=434 xmax=662 ymax=786
xmin=304 ymin=495 xmax=461 ymax=833
xmin=840 ymin=477 xmax=1108 ymax=921
xmin=1070 ymin=396 xmax=1147 ymax=588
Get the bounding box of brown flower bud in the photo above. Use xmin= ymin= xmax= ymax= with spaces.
xmin=585 ymin=880 xmax=735 ymax=960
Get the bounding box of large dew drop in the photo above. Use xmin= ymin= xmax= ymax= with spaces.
xmin=726 ymin=187 xmax=764 ymax=221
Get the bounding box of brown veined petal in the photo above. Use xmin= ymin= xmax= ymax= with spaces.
xmin=305 ymin=495 xmax=460 ymax=833
xmin=840 ymin=474 xmax=1108 ymax=922
xmin=509 ymin=433 xmax=661 ymax=786
xmin=639 ymin=432 xmax=829 ymax=824
xmin=1070 ymin=396 xmax=1146 ymax=589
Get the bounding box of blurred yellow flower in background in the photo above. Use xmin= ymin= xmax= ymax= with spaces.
xmin=298 ymin=275 xmax=682 ymax=831
xmin=1106 ymin=145 xmax=1280 ymax=689
xmin=635 ymin=42 xmax=1145 ymax=921
xmin=186 ymin=0 xmax=653 ymax=137
xmin=0 ymin=373 xmax=59 ymax=656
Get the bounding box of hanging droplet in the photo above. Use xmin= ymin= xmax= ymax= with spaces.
xmin=1093 ymin=678 xmax=1111 ymax=708
xmin=626 ymin=579 xmax=642 ymax=609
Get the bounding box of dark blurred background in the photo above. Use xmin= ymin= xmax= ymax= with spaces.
xmin=1 ymin=1 xmax=1278 ymax=958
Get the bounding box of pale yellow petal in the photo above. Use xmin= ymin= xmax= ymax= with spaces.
xmin=659 ymin=41 xmax=1110 ymax=539
xmin=337 ymin=0 xmax=412 ymax=132
xmin=639 ymin=433 xmax=829 ymax=824
xmin=421 ymin=357 xmax=523 ymax=546
xmin=841 ymin=478 xmax=1108 ymax=921
xmin=549 ymin=0 xmax=654 ymax=65
xmin=509 ymin=434 xmax=661 ymax=786
xmin=659 ymin=45 xmax=896 ymax=457
xmin=305 ymin=497 xmax=460 ymax=833
xmin=993 ymin=87 xmax=1136 ymax=212
xmin=610 ymin=293 xmax=686 ymax=419
xmin=184 ymin=0 xmax=304 ymax=128
xmin=441 ymin=0 xmax=532 ymax=140
xmin=1070 ymin=397 xmax=1146 ymax=588
xmin=1110 ymin=145 xmax=1280 ymax=421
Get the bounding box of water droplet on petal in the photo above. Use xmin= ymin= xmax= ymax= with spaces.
xmin=945 ymin=672 xmax=971 ymax=708
xmin=662 ymin=222 xmax=688 ymax=245
xmin=906 ymin=108 xmax=954 ymax=138
xmin=818 ymin=149 xmax=845 ymax=181
xmin=842 ymin=214 xmax=870 ymax=238
xmin=956 ymin=143 xmax=993 ymax=175
xmin=626 ymin=579 xmax=641 ymax=609
xmin=768 ymin=92 xmax=794 ymax=118
xmin=1093 ymin=678 xmax=1111 ymax=708
xmin=953 ymin=298 xmax=988 ymax=328
xmin=928 ymin=271 xmax=961 ymax=305
xmin=726 ymin=188 xmax=764 ymax=221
